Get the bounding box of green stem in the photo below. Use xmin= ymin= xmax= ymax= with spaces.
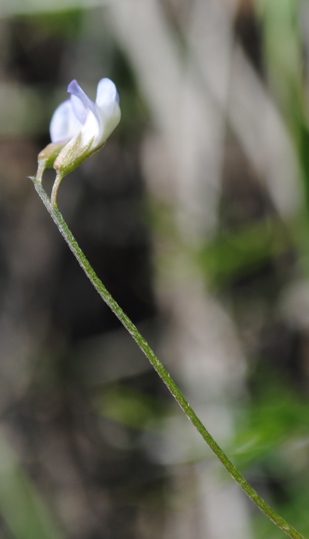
xmin=31 ymin=176 xmax=305 ymax=539
xmin=51 ymin=172 xmax=63 ymax=208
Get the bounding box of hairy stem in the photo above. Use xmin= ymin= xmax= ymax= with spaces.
xmin=31 ymin=176 xmax=305 ymax=539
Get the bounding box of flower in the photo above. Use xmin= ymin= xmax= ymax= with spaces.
xmin=37 ymin=78 xmax=121 ymax=205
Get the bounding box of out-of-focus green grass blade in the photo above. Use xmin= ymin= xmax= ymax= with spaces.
xmin=0 ymin=436 xmax=63 ymax=539
xmin=257 ymin=0 xmax=303 ymax=132
xmin=256 ymin=1 xmax=309 ymax=223
xmin=231 ymin=380 xmax=309 ymax=539
xmin=198 ymin=218 xmax=288 ymax=287
xmin=231 ymin=383 xmax=309 ymax=469
xmin=0 ymin=0 xmax=105 ymax=17
xmin=95 ymin=385 xmax=167 ymax=430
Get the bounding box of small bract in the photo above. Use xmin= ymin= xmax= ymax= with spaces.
xmin=37 ymin=78 xmax=121 ymax=206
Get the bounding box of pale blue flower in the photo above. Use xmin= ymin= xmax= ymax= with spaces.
xmin=50 ymin=78 xmax=121 ymax=150
xmin=37 ymin=78 xmax=121 ymax=206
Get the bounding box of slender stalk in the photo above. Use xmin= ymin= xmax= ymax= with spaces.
xmin=51 ymin=172 xmax=63 ymax=208
xmin=31 ymin=176 xmax=305 ymax=539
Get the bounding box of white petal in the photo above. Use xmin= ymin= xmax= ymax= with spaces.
xmin=80 ymin=111 xmax=100 ymax=147
xmin=96 ymin=78 xmax=118 ymax=110
xmin=50 ymin=99 xmax=82 ymax=143
xmin=96 ymin=100 xmax=121 ymax=144
xmin=94 ymin=78 xmax=121 ymax=145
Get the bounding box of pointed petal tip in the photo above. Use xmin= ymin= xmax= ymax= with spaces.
xmin=67 ymin=79 xmax=79 ymax=94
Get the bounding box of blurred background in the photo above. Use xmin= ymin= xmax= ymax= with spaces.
xmin=0 ymin=0 xmax=308 ymax=537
